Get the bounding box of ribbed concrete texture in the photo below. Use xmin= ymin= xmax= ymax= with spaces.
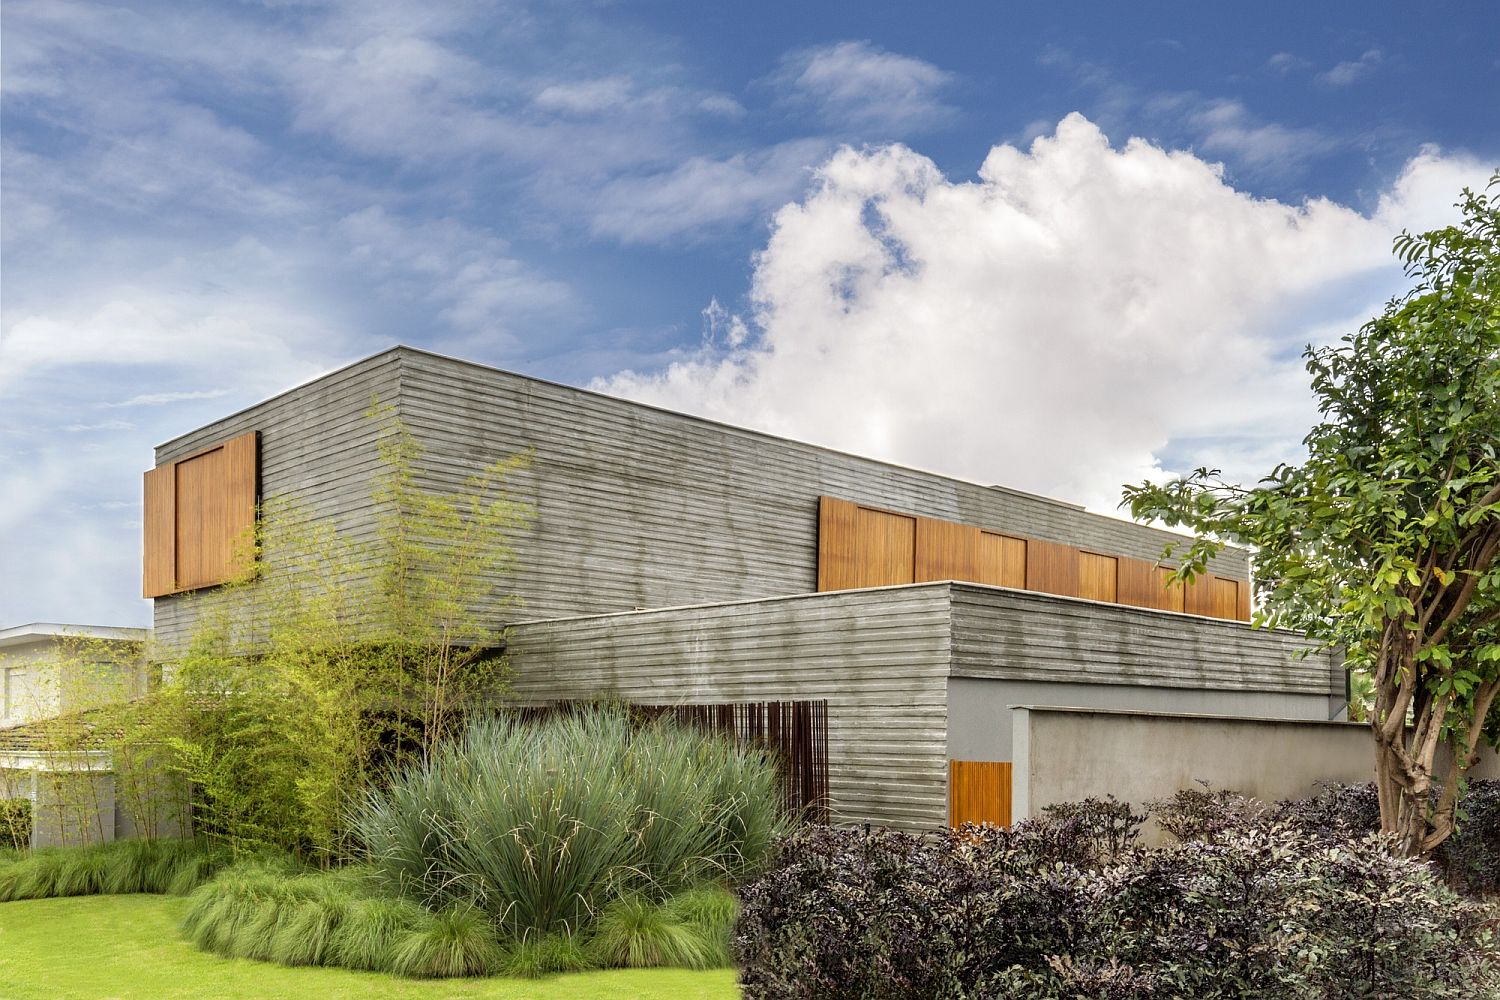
xmin=505 ymin=582 xmax=1336 ymax=831
xmin=154 ymin=347 xmax=1250 ymax=651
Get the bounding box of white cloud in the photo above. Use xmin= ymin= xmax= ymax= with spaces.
xmin=1186 ymin=99 xmax=1338 ymax=170
xmin=587 ymin=139 xmax=830 ymax=244
xmin=104 ymin=389 xmax=232 ymax=408
xmin=597 ymin=115 xmax=1491 ymax=514
xmin=774 ymin=41 xmax=955 ymax=134
xmin=1319 ymin=49 xmax=1383 ymax=87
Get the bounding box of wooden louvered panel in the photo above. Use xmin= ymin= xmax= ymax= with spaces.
xmin=817 ymin=496 xmax=861 ymax=591
xmin=1026 ymin=538 xmax=1080 ymax=598
xmin=143 ymin=431 xmax=258 ymax=596
xmin=915 ymin=517 xmax=979 ymax=583
xmin=1158 ymin=567 xmax=1186 ymax=613
xmin=852 ymin=506 xmax=916 ymax=587
xmin=949 ymin=760 xmax=1012 ymax=828
xmin=1078 ymin=552 xmax=1118 ymax=603
xmin=1184 ymin=573 xmax=1218 ymax=618
xmin=1237 ymin=580 xmax=1252 ymax=621
xmin=977 ymin=531 xmax=1027 ymax=589
xmin=142 ymin=465 xmax=176 ymax=598
xmin=1213 ymin=577 xmax=1241 ymax=621
xmin=1117 ymin=557 xmax=1158 ymax=609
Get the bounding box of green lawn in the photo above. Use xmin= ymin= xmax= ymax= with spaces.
xmin=0 ymin=896 xmax=741 ymax=1000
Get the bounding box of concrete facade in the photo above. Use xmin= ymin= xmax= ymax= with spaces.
xmin=506 ymin=582 xmax=1340 ymax=831
xmin=152 ymin=347 xmax=1251 ymax=652
xmin=147 ymin=346 xmax=1355 ymax=831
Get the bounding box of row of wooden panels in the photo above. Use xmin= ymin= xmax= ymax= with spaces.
xmin=816 ymin=496 xmax=1250 ymax=622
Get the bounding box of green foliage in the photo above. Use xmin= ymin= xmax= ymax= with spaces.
xmin=0 ymin=839 xmax=230 ymax=901
xmin=661 ymin=886 xmax=740 ymax=968
xmin=1123 ymin=174 xmax=1500 ymax=854
xmin=0 ymin=799 xmax=31 ymax=852
xmin=389 ymin=904 xmax=505 ymax=978
xmin=501 ymin=933 xmax=596 ymax=978
xmin=328 ymin=896 xmax=435 ymax=971
xmin=143 ymin=405 xmax=532 ymax=860
xmin=350 ymin=706 xmax=790 ymax=941
xmin=588 ymin=896 xmax=718 ymax=971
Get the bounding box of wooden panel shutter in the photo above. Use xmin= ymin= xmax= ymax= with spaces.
xmin=142 ymin=431 xmax=258 ymax=598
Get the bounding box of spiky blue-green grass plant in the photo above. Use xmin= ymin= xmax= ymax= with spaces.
xmin=350 ymin=705 xmax=790 ymax=944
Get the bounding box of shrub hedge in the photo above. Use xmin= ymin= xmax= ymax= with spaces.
xmin=734 ymin=822 xmax=1499 ymax=1000
xmin=1152 ymin=779 xmax=1500 ymax=896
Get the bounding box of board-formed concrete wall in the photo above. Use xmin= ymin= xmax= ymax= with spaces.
xmin=154 ymin=347 xmax=1250 ymax=651
xmin=1010 ymin=705 xmax=1500 ymax=826
xmin=504 ymin=585 xmax=955 ymax=831
xmin=504 ymin=581 xmax=1338 ymax=831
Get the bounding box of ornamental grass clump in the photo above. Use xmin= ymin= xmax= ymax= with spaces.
xmin=349 ymin=705 xmax=788 ymax=941
xmin=0 ymin=838 xmax=230 ymax=901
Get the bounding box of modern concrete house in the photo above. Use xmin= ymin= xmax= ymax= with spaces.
xmin=144 ymin=347 xmax=1347 ymax=831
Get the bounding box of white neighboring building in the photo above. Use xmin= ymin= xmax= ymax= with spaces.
xmin=0 ymin=623 xmax=149 ymax=729
xmin=0 ymin=624 xmax=161 ymax=848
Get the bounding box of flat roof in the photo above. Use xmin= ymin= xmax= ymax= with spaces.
xmin=0 ymin=623 xmax=149 ymax=650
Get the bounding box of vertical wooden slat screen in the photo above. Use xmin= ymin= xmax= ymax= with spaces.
xmin=143 ymin=431 xmax=258 ymax=598
xmin=977 ymin=531 xmax=1027 ymax=588
xmin=1184 ymin=574 xmax=1217 ymax=618
xmin=1078 ymin=552 xmax=1118 ymax=603
xmin=142 ymin=465 xmax=176 ymax=598
xmin=1026 ymin=538 xmax=1080 ymax=597
xmin=852 ymin=506 xmax=917 ymax=587
xmin=915 ymin=517 xmax=979 ymax=583
xmin=816 ymin=496 xmax=860 ymax=591
xmin=1212 ymin=578 xmax=1240 ymax=620
xmin=949 ymin=760 xmax=1012 ymax=828
xmin=815 ymin=495 xmax=1250 ymax=622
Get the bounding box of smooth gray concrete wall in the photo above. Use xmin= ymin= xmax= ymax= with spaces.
xmin=154 ymin=347 xmax=1249 ymax=649
xmin=1011 ymin=706 xmax=1500 ymax=826
xmin=947 ymin=677 xmax=1333 ymax=762
xmin=950 ymin=584 xmax=1343 ymax=706
xmin=30 ymin=768 xmax=115 ymax=848
xmin=505 ymin=585 xmax=955 ymax=832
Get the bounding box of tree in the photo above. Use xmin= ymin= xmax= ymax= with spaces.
xmin=1123 ymin=175 xmax=1500 ymax=857
xmin=145 ymin=404 xmax=532 ymax=859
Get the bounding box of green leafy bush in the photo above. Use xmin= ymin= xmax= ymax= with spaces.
xmin=0 ymin=799 xmax=31 ymax=851
xmin=350 ymin=705 xmax=788 ymax=939
xmin=0 ymin=839 xmax=229 ymax=901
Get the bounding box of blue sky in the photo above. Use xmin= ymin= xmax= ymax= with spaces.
xmin=2 ymin=1 xmax=1498 ymax=627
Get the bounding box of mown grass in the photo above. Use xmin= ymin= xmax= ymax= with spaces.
xmin=0 ymin=894 xmax=740 ymax=1000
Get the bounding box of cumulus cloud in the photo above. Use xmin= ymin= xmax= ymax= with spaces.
xmin=774 ymin=41 xmax=955 ymax=133
xmin=597 ymin=115 xmax=1491 ymax=513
